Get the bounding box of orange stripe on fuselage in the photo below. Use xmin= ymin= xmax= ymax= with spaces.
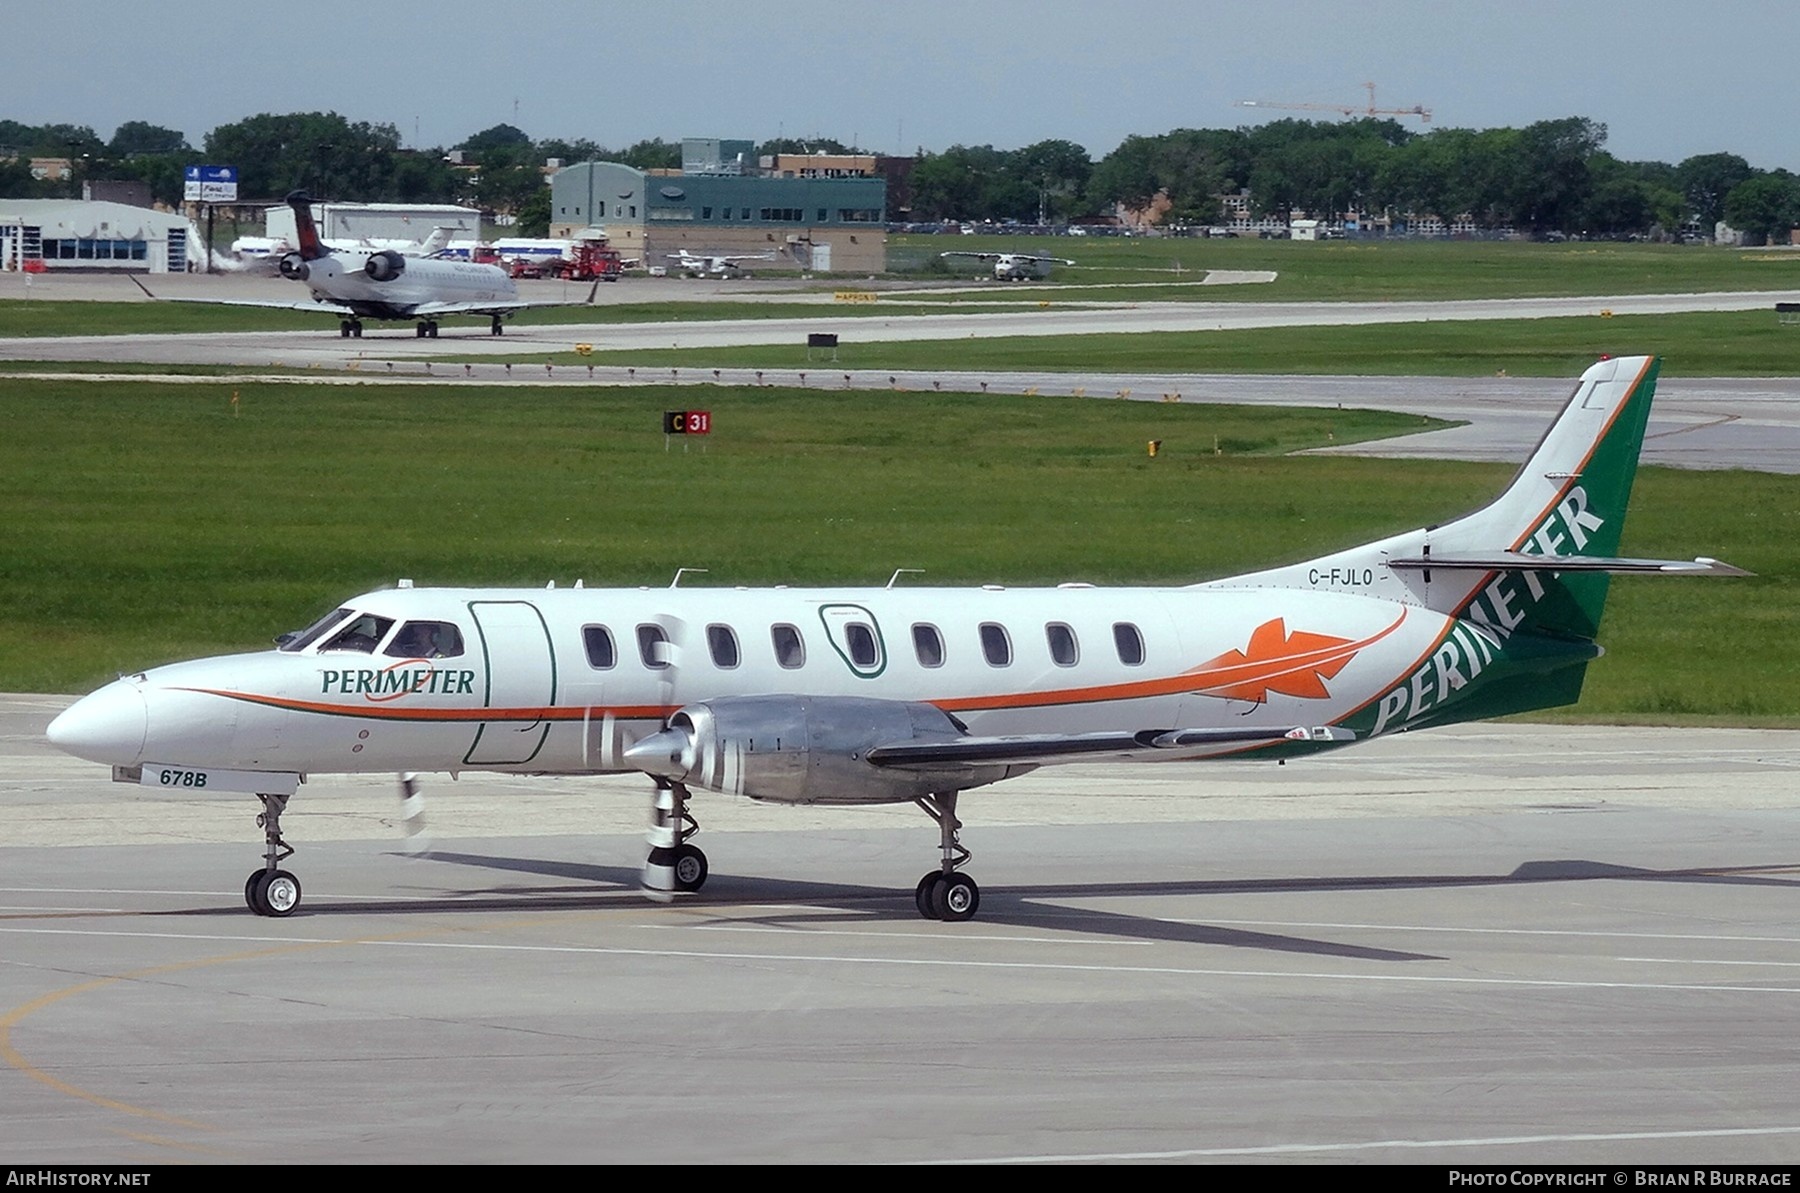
xmin=181 ymin=610 xmax=1407 ymax=725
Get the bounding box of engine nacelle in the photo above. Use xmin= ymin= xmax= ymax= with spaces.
xmin=277 ymin=252 xmax=309 ymax=281
xmin=364 ymin=250 xmax=406 ymax=282
xmin=628 ymin=695 xmax=1007 ymax=805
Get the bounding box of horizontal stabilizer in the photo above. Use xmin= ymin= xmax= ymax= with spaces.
xmin=867 ymin=724 xmax=1349 ymax=769
xmin=1388 ymin=553 xmax=1752 ymax=577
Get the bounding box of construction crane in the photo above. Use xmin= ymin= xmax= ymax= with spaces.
xmin=1237 ymin=82 xmax=1431 ymax=124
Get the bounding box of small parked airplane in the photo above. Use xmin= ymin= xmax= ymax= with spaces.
xmin=941 ymin=250 xmax=1076 ymax=280
xmin=667 ymin=248 xmax=780 ymax=277
xmin=146 ymin=192 xmax=595 ymax=338
xmin=46 ymin=356 xmax=1745 ymax=920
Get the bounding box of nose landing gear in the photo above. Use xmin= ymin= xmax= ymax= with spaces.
xmin=245 ymin=792 xmax=301 ymax=917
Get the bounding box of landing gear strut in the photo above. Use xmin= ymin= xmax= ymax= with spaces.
xmin=644 ymin=779 xmax=707 ymax=897
xmin=913 ymin=791 xmax=979 ymax=921
xmin=245 ymin=793 xmax=301 ymax=917
xmin=489 ymin=316 xmax=505 ymax=336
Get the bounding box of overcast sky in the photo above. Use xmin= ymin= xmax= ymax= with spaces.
xmin=12 ymin=0 xmax=1795 ymax=171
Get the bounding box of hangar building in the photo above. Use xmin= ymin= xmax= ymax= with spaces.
xmin=263 ymin=200 xmax=482 ymax=246
xmin=550 ymin=156 xmax=887 ymax=274
xmin=0 ymin=199 xmax=204 ymax=273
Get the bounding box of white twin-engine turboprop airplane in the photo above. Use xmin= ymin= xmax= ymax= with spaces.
xmin=147 ymin=192 xmax=596 ymax=339
xmin=941 ymin=250 xmax=1076 ymax=280
xmin=47 ymin=356 xmax=1745 ymax=921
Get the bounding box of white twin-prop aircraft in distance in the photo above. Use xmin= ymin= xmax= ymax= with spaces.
xmin=143 ymin=192 xmax=597 ymax=338
xmin=941 ymin=250 xmax=1077 ymax=280
xmin=667 ymin=248 xmax=780 ymax=277
xmin=47 ymin=356 xmax=1746 ymax=921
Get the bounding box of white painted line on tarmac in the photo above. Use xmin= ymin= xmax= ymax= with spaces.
xmin=941 ymin=1123 xmax=1800 ymax=1164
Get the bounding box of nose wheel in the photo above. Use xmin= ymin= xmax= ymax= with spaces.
xmin=245 ymin=793 xmax=301 ymax=917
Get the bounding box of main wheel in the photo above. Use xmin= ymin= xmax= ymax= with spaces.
xmin=932 ymin=873 xmax=980 ymax=922
xmin=671 ymin=844 xmax=708 ymax=892
xmin=914 ymin=871 xmax=945 ymax=920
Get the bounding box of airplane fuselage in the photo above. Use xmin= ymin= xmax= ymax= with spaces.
xmin=300 ymin=254 xmax=519 ymax=320
xmin=52 ymin=580 xmax=1591 ymax=798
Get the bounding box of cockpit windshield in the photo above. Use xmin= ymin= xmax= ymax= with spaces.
xmin=277 ymin=607 xmax=353 ymax=653
xmin=383 ymin=620 xmax=465 ymax=659
xmin=318 ymin=612 xmax=395 ymax=654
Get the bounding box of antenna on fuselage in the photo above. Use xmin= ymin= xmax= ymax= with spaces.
xmin=669 ymin=568 xmax=708 ymax=588
xmin=887 ymin=569 xmax=924 ymax=589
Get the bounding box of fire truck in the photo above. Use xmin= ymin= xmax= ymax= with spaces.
xmin=544 ymin=239 xmax=624 ymax=282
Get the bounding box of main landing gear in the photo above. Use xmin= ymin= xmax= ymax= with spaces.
xmin=913 ymin=791 xmax=979 ymax=922
xmin=643 ymin=779 xmax=708 ymax=897
xmin=338 ymin=319 xmax=364 ymax=338
xmin=414 ymin=320 xmax=440 ymax=338
xmin=489 ymin=316 xmax=506 ymax=336
xmin=245 ymin=793 xmax=302 ymax=917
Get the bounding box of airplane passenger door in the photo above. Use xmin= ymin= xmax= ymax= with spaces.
xmin=464 ymin=600 xmax=555 ymax=766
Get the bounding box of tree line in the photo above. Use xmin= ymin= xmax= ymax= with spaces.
xmin=4 ymin=111 xmax=1798 ymax=243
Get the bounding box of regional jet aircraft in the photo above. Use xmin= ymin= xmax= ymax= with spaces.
xmin=150 ymin=192 xmax=596 ymax=338
xmin=47 ymin=356 xmax=1745 ymax=920
xmin=942 ymin=250 xmax=1076 ymax=280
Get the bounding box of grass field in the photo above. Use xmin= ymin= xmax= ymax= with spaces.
xmin=2 ymin=378 xmax=1794 ymax=725
xmin=550 ymin=309 xmax=1800 ymax=379
xmin=898 ymin=235 xmax=1800 ymax=301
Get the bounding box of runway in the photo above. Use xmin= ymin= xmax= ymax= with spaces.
xmin=5 ymin=277 xmax=1797 ymax=473
xmin=5 ymin=694 xmax=1800 ymax=1164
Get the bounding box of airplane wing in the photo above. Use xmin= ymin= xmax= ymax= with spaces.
xmin=129 ymin=277 xmax=600 ymax=319
xmin=129 ymin=278 xmax=358 ymax=314
xmin=408 ymin=282 xmax=601 ymax=317
xmin=940 ymin=251 xmax=1000 ymax=261
xmin=866 ymin=724 xmax=1352 ymax=769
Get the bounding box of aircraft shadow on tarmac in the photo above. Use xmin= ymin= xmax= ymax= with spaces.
xmin=138 ymin=846 xmax=1800 ymax=964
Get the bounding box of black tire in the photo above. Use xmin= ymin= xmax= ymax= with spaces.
xmin=915 ymin=871 xmax=945 ymax=920
xmin=246 ymin=869 xmax=268 ymax=913
xmin=932 ymin=873 xmax=980 ymax=922
xmin=672 ymin=844 xmax=708 ymax=892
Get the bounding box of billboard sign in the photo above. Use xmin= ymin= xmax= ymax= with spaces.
xmin=183 ymin=165 xmax=238 ymax=203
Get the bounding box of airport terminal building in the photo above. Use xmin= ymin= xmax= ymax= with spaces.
xmin=550 ymin=157 xmax=887 ymax=274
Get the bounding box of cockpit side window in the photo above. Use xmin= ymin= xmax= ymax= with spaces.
xmin=384 ymin=620 xmax=465 ymax=659
xmin=319 ymin=613 xmax=395 ymax=654
xmin=278 ymin=607 xmax=352 ymax=653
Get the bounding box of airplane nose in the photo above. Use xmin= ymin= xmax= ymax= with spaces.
xmin=46 ymin=680 xmax=148 ymax=766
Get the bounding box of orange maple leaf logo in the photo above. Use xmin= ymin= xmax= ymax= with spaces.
xmin=1188 ymin=618 xmax=1363 ymax=702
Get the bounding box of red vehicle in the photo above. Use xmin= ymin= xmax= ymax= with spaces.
xmin=544 ymin=240 xmax=624 ymax=282
xmin=507 ymin=258 xmax=543 ymax=279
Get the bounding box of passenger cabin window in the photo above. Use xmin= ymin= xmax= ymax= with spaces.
xmin=707 ymin=624 xmax=740 ymax=669
xmin=279 ymin=606 xmax=352 ymax=652
xmin=845 ymin=622 xmax=879 ymax=669
xmin=771 ymin=624 xmax=805 ymax=669
xmin=912 ymin=623 xmax=945 ymax=668
xmin=1046 ymin=623 xmax=1079 ymax=667
xmin=1113 ymin=622 xmax=1146 ymax=666
xmin=979 ymin=622 xmax=1012 ymax=667
xmin=637 ymin=623 xmax=671 ymax=670
xmin=319 ymin=613 xmax=394 ymax=654
xmin=583 ymin=625 xmax=617 ymax=669
xmin=385 ymin=620 xmax=465 ymax=658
